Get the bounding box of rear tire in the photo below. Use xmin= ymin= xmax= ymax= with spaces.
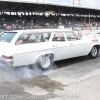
xmin=34 ymin=54 xmax=54 ymax=73
xmin=88 ymin=46 xmax=99 ymax=59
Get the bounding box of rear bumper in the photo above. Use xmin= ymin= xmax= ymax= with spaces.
xmin=0 ymin=57 xmax=13 ymax=67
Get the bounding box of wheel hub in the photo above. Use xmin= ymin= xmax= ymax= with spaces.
xmin=40 ymin=56 xmax=50 ymax=68
xmin=91 ymin=47 xmax=97 ymax=56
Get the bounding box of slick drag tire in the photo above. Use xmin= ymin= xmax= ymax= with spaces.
xmin=35 ymin=54 xmax=54 ymax=73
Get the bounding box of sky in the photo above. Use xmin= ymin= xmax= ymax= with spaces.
xmin=34 ymin=0 xmax=100 ymax=9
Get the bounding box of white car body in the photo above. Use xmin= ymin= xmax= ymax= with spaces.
xmin=0 ymin=29 xmax=99 ymax=68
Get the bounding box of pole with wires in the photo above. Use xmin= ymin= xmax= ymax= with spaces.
xmin=73 ymin=0 xmax=74 ymax=6
xmin=77 ymin=0 xmax=81 ymax=6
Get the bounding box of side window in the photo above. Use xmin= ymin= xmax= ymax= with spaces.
xmin=16 ymin=34 xmax=28 ymax=45
xmin=32 ymin=32 xmax=51 ymax=42
xmin=52 ymin=32 xmax=65 ymax=41
xmin=42 ymin=33 xmax=51 ymax=41
xmin=65 ymin=32 xmax=80 ymax=41
xmin=16 ymin=32 xmax=51 ymax=45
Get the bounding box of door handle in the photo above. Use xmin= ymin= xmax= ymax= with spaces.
xmin=70 ymin=43 xmax=74 ymax=45
xmin=53 ymin=45 xmax=57 ymax=47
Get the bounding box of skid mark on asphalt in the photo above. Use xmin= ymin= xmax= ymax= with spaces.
xmin=20 ymin=75 xmax=65 ymax=93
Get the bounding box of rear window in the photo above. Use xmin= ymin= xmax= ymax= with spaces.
xmin=0 ymin=32 xmax=17 ymax=42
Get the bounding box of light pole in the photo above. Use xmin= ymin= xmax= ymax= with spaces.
xmin=77 ymin=0 xmax=81 ymax=6
xmin=89 ymin=13 xmax=90 ymax=24
xmin=73 ymin=0 xmax=74 ymax=6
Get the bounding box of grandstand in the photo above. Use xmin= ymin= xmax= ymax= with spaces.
xmin=0 ymin=0 xmax=100 ymax=30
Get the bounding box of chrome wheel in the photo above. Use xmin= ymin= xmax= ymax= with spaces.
xmin=40 ymin=56 xmax=51 ymax=68
xmin=89 ymin=46 xmax=99 ymax=59
xmin=36 ymin=54 xmax=54 ymax=72
xmin=91 ymin=46 xmax=97 ymax=57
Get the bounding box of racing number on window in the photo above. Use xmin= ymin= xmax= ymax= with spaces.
xmin=52 ymin=32 xmax=65 ymax=41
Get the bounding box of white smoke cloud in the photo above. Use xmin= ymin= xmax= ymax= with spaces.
xmin=0 ymin=62 xmax=57 ymax=83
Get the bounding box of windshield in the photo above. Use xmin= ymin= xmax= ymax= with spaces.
xmin=0 ymin=32 xmax=17 ymax=42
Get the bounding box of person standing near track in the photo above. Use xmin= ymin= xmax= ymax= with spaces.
xmin=78 ymin=30 xmax=82 ymax=38
xmin=58 ymin=23 xmax=65 ymax=29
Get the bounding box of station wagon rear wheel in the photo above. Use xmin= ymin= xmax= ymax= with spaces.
xmin=36 ymin=54 xmax=54 ymax=72
xmin=88 ymin=46 xmax=99 ymax=59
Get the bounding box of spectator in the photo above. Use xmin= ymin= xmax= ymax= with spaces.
xmin=78 ymin=30 xmax=82 ymax=38
xmin=58 ymin=23 xmax=65 ymax=29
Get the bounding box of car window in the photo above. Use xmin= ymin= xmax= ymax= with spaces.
xmin=0 ymin=32 xmax=17 ymax=42
xmin=16 ymin=32 xmax=51 ymax=45
xmin=64 ymin=32 xmax=80 ymax=41
xmin=0 ymin=29 xmax=5 ymax=34
xmin=52 ymin=32 xmax=65 ymax=41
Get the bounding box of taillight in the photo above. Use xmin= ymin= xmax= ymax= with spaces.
xmin=92 ymin=39 xmax=98 ymax=42
xmin=2 ymin=55 xmax=13 ymax=59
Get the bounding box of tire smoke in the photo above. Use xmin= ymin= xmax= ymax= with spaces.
xmin=0 ymin=62 xmax=57 ymax=83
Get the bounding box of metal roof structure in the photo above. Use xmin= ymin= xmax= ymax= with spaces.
xmin=0 ymin=0 xmax=100 ymax=15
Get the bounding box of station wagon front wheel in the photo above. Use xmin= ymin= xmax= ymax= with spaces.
xmin=88 ymin=46 xmax=99 ymax=59
xmin=36 ymin=54 xmax=54 ymax=71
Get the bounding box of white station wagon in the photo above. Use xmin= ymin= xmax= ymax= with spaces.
xmin=0 ymin=29 xmax=100 ymax=71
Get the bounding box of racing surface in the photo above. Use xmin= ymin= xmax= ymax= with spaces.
xmin=0 ymin=54 xmax=100 ymax=100
xmin=0 ymin=30 xmax=100 ymax=100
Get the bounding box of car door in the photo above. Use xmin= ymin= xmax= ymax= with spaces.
xmin=64 ymin=31 xmax=87 ymax=58
xmin=51 ymin=32 xmax=70 ymax=61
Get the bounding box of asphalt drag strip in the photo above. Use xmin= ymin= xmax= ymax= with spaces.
xmin=0 ymin=54 xmax=100 ymax=100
